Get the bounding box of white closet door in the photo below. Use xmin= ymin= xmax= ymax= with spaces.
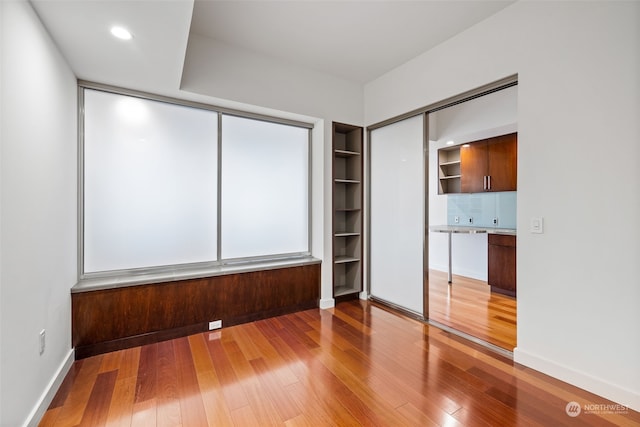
xmin=369 ymin=114 xmax=424 ymax=315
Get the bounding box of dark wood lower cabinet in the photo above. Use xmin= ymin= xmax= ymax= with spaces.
xmin=72 ymin=263 xmax=320 ymax=359
xmin=488 ymin=234 xmax=516 ymax=297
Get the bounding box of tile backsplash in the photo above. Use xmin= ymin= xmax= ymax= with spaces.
xmin=447 ymin=191 xmax=516 ymax=229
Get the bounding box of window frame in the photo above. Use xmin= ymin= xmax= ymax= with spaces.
xmin=78 ymin=81 xmax=313 ymax=281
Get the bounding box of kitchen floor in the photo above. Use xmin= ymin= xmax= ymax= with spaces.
xmin=428 ymin=269 xmax=516 ymax=350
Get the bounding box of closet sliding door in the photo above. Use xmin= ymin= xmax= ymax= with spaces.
xmin=369 ymin=114 xmax=425 ymax=316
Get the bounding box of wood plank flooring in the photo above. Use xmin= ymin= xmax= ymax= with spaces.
xmin=40 ymin=300 xmax=639 ymax=427
xmin=428 ymin=269 xmax=517 ymax=351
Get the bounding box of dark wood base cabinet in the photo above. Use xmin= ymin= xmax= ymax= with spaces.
xmin=488 ymin=234 xmax=516 ymax=297
xmin=72 ymin=263 xmax=320 ymax=359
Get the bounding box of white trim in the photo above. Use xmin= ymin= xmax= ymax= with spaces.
xmin=24 ymin=349 xmax=75 ymax=427
xmin=514 ymin=347 xmax=640 ymax=412
xmin=319 ymin=298 xmax=335 ymax=309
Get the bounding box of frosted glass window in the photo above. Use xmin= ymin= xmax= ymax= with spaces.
xmin=221 ymin=115 xmax=309 ymax=259
xmin=83 ymin=89 xmax=218 ymax=272
xmin=369 ymin=115 xmax=424 ymax=315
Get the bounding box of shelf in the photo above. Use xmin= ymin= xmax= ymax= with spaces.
xmin=439 ymin=160 xmax=461 ymax=167
xmin=335 ymin=149 xmax=361 ymax=157
xmin=439 ymin=175 xmax=461 ymax=180
xmin=334 ymin=284 xmax=360 ymax=297
xmin=335 ymin=232 xmax=360 ymax=237
xmin=335 ymin=207 xmax=361 ymax=212
xmin=335 ymin=178 xmax=361 ymax=184
xmin=334 ymin=256 xmax=360 ymax=264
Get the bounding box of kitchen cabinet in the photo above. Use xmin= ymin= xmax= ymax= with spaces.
xmin=460 ymin=132 xmax=517 ymax=193
xmin=438 ymin=132 xmax=517 ymax=194
xmin=332 ymin=122 xmax=363 ymax=301
xmin=488 ymin=234 xmax=516 ymax=297
xmin=437 ymin=147 xmax=461 ymax=194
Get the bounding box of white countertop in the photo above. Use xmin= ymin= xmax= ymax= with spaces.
xmin=73 ymin=256 xmax=321 ymax=293
xmin=430 ymin=225 xmax=516 ymax=235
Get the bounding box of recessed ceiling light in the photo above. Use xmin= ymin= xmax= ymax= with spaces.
xmin=110 ymin=26 xmax=133 ymax=40
xmin=446 ymin=140 xmax=455 ymax=146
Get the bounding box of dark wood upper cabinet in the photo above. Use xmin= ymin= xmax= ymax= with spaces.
xmin=487 ymin=133 xmax=517 ymax=192
xmin=459 ymin=132 xmax=517 ymax=193
xmin=460 ymin=142 xmax=487 ymax=193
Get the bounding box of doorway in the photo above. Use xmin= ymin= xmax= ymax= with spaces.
xmin=426 ymin=83 xmax=518 ymax=352
xmin=366 ymin=76 xmax=518 ymax=353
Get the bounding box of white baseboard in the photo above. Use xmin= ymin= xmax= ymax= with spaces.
xmin=429 ymin=264 xmax=448 ymax=273
xmin=358 ymin=291 xmax=368 ymax=300
xmin=429 ymin=264 xmax=486 ymax=281
xmin=429 ymin=263 xmax=449 ymax=273
xmin=24 ymin=348 xmax=75 ymax=427
xmin=514 ymin=347 xmax=640 ymax=412
xmin=319 ymin=298 xmax=335 ymax=309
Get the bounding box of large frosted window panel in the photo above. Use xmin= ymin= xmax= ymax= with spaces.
xmin=83 ymin=90 xmax=218 ymax=273
xmin=369 ymin=115 xmax=424 ymax=315
xmin=221 ymin=116 xmax=309 ymax=259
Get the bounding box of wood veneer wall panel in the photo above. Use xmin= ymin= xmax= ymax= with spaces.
xmin=488 ymin=235 xmax=516 ymax=297
xmin=72 ymin=264 xmax=320 ymax=359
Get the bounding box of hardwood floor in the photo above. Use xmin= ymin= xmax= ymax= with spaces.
xmin=428 ymin=269 xmax=517 ymax=351
xmin=40 ymin=300 xmax=639 ymax=427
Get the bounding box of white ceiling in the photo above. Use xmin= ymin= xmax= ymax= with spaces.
xmin=190 ymin=0 xmax=514 ymax=84
xmin=30 ymin=0 xmax=194 ymax=95
xmin=31 ymin=0 xmax=514 ymax=95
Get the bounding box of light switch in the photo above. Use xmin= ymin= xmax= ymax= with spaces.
xmin=530 ymin=217 xmax=544 ymax=234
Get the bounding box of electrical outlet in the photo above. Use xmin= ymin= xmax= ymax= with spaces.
xmin=493 ymin=217 xmax=498 ymax=225
xmin=39 ymin=329 xmax=46 ymax=355
xmin=209 ymin=320 xmax=222 ymax=330
xmin=468 ymin=217 xmax=473 ymax=225
xmin=454 ymin=216 xmax=459 ymax=224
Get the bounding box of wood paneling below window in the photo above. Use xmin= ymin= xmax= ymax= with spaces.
xmin=72 ymin=263 xmax=320 ymax=359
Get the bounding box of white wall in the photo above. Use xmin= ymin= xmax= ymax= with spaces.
xmin=182 ymin=35 xmax=364 ymax=122
xmin=429 ymin=86 xmax=517 ymax=279
xmin=0 ymin=1 xmax=77 ymax=425
xmin=366 ymin=1 xmax=640 ymax=411
xmin=181 ymin=34 xmax=365 ymax=307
